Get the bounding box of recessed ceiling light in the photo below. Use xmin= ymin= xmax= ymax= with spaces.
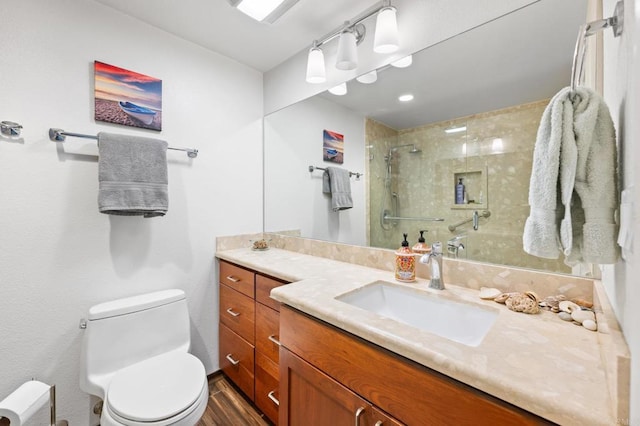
xmin=445 ymin=125 xmax=467 ymax=134
xmin=398 ymin=94 xmax=414 ymax=102
xmin=230 ymin=0 xmax=299 ymax=23
xmin=391 ymin=55 xmax=413 ymax=68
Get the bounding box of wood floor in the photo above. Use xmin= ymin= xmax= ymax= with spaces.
xmin=197 ymin=373 xmax=272 ymax=426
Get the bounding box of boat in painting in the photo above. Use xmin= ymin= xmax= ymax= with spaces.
xmin=326 ymin=148 xmax=338 ymax=159
xmin=118 ymin=101 xmax=156 ymax=125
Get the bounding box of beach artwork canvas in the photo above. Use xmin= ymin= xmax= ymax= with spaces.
xmin=94 ymin=61 xmax=162 ymax=131
xmin=322 ymin=130 xmax=344 ymax=164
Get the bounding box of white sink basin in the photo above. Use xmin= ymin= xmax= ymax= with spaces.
xmin=335 ymin=281 xmax=498 ymax=347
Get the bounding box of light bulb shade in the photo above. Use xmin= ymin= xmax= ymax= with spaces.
xmin=356 ymin=70 xmax=377 ymax=84
xmin=328 ymin=82 xmax=348 ymax=95
xmin=336 ymin=30 xmax=358 ymax=70
xmin=374 ymin=6 xmax=399 ymax=53
xmin=391 ymin=54 xmax=412 ymax=68
xmin=306 ymin=47 xmax=326 ymax=83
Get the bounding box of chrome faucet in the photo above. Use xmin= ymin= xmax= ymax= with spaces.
xmin=447 ymin=235 xmax=466 ymax=258
xmin=420 ymin=241 xmax=444 ymax=290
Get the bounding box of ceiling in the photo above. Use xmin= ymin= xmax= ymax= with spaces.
xmin=93 ymin=0 xmax=379 ymax=72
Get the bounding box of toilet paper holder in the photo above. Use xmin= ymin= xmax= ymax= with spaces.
xmin=0 ymin=380 xmax=57 ymax=426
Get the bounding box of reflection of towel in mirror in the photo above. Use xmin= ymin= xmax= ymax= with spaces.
xmin=523 ymin=86 xmax=619 ymax=265
xmin=98 ymin=132 xmax=169 ymax=218
xmin=322 ymin=167 xmax=353 ymax=211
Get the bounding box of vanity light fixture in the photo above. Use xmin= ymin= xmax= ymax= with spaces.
xmin=306 ymin=42 xmax=327 ymax=83
xmin=445 ymin=125 xmax=467 ymax=134
xmin=305 ymin=0 xmax=400 ymax=83
xmin=373 ymin=1 xmax=400 ymax=53
xmin=398 ymin=94 xmax=414 ymax=102
xmin=228 ymin=0 xmax=300 ymax=23
xmin=356 ymin=70 xmax=378 ymax=84
xmin=336 ymin=24 xmax=359 ymax=70
xmin=391 ymin=54 xmax=413 ymax=68
xmin=328 ymin=82 xmax=348 ymax=95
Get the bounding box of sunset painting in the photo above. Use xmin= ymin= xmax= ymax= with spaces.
xmin=323 ymin=130 xmax=344 ymax=164
xmin=94 ymin=61 xmax=162 ymax=131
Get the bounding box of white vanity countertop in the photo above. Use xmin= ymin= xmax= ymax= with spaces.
xmin=216 ymin=247 xmax=615 ymax=426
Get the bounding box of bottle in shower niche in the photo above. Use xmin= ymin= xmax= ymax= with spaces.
xmin=395 ymin=233 xmax=417 ymax=283
xmin=455 ymin=178 xmax=465 ymax=204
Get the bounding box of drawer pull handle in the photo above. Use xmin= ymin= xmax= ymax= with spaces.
xmin=226 ymin=275 xmax=241 ymax=283
xmin=225 ymin=354 xmax=240 ymax=366
xmin=355 ymin=407 xmax=366 ymax=426
xmin=267 ymin=390 xmax=280 ymax=406
xmin=375 ymin=422 xmax=383 ymax=426
xmin=226 ymin=308 xmax=241 ymax=317
xmin=268 ymin=335 xmax=281 ymax=346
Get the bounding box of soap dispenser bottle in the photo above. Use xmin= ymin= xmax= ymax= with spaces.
xmin=395 ymin=233 xmax=417 ymax=283
xmin=456 ymin=178 xmax=465 ymax=204
xmin=412 ymin=230 xmax=431 ymax=254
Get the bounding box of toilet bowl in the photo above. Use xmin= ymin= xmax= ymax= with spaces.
xmin=79 ymin=289 xmax=208 ymax=426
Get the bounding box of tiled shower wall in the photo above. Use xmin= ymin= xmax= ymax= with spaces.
xmin=367 ymin=99 xmax=571 ymax=274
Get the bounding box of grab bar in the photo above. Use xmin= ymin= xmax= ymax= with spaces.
xmin=383 ymin=213 xmax=444 ymax=222
xmin=448 ymin=210 xmax=490 ymax=232
xmin=48 ymin=128 xmax=198 ymax=158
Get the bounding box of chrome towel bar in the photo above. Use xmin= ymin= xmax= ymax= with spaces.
xmin=308 ymin=165 xmax=362 ymax=179
xmin=48 ymin=128 xmax=198 ymax=158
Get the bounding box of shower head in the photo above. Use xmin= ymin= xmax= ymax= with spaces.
xmin=409 ymin=145 xmax=421 ymax=154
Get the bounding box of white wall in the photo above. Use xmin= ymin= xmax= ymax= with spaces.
xmin=264 ymin=96 xmax=366 ymax=246
xmin=0 ymin=0 xmax=263 ymax=424
xmin=602 ymin=0 xmax=639 ymax=423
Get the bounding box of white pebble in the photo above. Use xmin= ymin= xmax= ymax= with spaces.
xmin=571 ymin=309 xmax=595 ymax=324
xmin=582 ymin=319 xmax=597 ymax=331
xmin=479 ymin=287 xmax=502 ymax=300
xmin=558 ymin=312 xmax=572 ymax=321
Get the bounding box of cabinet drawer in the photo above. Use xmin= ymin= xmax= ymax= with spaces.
xmin=256 ymin=303 xmax=280 ymax=364
xmin=220 ymin=283 xmax=255 ymax=342
xmin=256 ymin=274 xmax=287 ymax=311
xmin=219 ymin=323 xmax=255 ymax=401
xmin=220 ymin=261 xmax=255 ymax=298
xmin=255 ymin=351 xmax=279 ymax=425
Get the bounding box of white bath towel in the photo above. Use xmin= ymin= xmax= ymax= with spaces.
xmin=322 ymin=167 xmax=353 ymax=211
xmin=523 ymin=87 xmax=619 ymax=265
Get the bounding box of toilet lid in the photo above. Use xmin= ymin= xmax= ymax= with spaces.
xmin=107 ymin=352 xmax=206 ymax=422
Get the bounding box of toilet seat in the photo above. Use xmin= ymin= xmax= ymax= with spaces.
xmin=104 ymin=352 xmax=207 ymax=425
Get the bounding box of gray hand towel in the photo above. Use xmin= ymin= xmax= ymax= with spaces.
xmin=97 ymin=132 xmax=169 ymax=218
xmin=322 ymin=167 xmax=353 ymax=211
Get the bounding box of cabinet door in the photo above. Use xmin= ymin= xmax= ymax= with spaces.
xmin=219 ymin=283 xmax=255 ymax=342
xmin=256 ymin=302 xmax=280 ymax=363
xmin=279 ymin=348 xmax=372 ymax=426
xmin=219 ymin=323 xmax=255 ymax=401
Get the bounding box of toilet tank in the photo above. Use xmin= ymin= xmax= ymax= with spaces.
xmin=80 ymin=289 xmax=191 ymax=398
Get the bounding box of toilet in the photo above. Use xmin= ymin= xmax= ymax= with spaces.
xmin=79 ymin=289 xmax=208 ymax=426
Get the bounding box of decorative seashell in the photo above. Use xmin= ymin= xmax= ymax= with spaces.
xmin=539 ymin=294 xmax=567 ymax=311
xmin=494 ymin=292 xmax=518 ymax=304
xmin=479 ymin=287 xmax=502 ymax=300
xmin=559 ymin=301 xmax=581 ymax=314
xmin=571 ymin=298 xmax=594 ymax=309
xmin=504 ymin=292 xmax=540 ymax=314
xmin=582 ymin=319 xmax=598 ymax=331
xmin=558 ymin=312 xmax=572 ymax=321
xmin=571 ymin=309 xmax=595 ymax=324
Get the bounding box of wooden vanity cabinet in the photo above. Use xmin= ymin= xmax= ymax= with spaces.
xmin=279 ymin=306 xmax=554 ymax=426
xmin=218 ymin=260 xmax=287 ymax=425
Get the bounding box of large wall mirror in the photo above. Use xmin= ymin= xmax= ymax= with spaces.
xmin=264 ymin=0 xmax=590 ymax=276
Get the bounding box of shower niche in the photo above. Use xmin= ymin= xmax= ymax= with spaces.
xmin=451 ymin=168 xmax=488 ymax=210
